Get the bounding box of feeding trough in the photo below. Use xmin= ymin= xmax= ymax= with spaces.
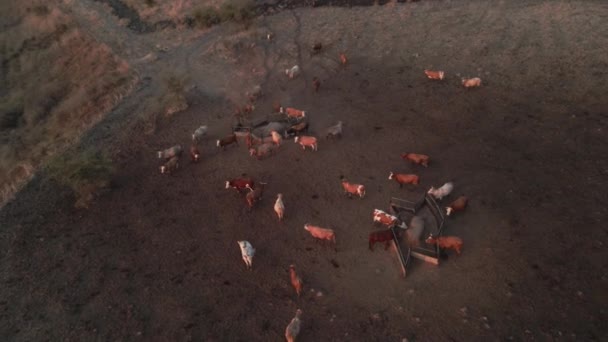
xmin=388 ymin=192 xmax=447 ymax=272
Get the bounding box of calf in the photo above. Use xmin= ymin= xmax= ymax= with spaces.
xmin=237 ymin=240 xmax=255 ymax=270
xmin=295 ymin=136 xmax=318 ymax=151
xmin=158 ymin=145 xmax=183 ymax=160
xmin=289 ymin=265 xmax=303 ymax=297
xmin=303 ymin=224 xmax=336 ymax=246
xmin=217 ymin=134 xmax=239 ymax=149
xmin=428 ymin=182 xmax=454 ymax=200
xmin=424 ymin=70 xmax=445 ymax=80
xmin=339 ymin=53 xmax=348 ymax=66
xmin=425 ymin=234 xmax=463 ymax=255
xmin=274 ymin=193 xmax=285 ymax=221
xmin=388 ymin=172 xmax=419 ymax=187
xmin=446 ymin=196 xmax=468 ymax=216
xmin=462 ymin=77 xmax=482 ymax=88
xmin=249 ymin=143 xmax=276 ymax=160
xmin=285 ymin=65 xmax=300 ymax=79
xmin=401 ymin=153 xmax=429 ymax=167
xmin=373 ymin=209 xmax=406 ymax=228
xmin=341 ymin=179 xmax=365 ymax=198
xmin=270 ymin=130 xmax=282 ymax=146
xmin=281 ymin=107 xmax=306 ymax=118
xmin=245 ymin=183 xmax=266 ymax=210
xmin=326 ymin=121 xmax=343 ymax=140
xmin=369 ymin=229 xmax=396 ymax=251
xmin=226 ymin=177 xmax=254 ymax=193
xmin=160 ymin=156 xmax=179 ymax=174
xmin=189 ymin=144 xmax=201 ymax=162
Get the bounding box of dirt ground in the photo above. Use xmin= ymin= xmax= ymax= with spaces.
xmin=1 ymin=0 xmax=607 ymax=341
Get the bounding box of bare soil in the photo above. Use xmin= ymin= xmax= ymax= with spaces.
xmin=1 ymin=0 xmax=607 ymax=341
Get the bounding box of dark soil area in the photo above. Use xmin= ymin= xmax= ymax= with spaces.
xmin=1 ymin=0 xmax=607 ymax=341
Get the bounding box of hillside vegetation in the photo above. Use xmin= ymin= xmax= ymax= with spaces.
xmin=0 ymin=1 xmax=136 ymax=207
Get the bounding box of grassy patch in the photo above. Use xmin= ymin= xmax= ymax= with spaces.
xmin=46 ymin=149 xmax=114 ymax=208
xmin=193 ymin=0 xmax=255 ymax=29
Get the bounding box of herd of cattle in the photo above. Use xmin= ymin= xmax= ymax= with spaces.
xmin=155 ymin=50 xmax=479 ymax=340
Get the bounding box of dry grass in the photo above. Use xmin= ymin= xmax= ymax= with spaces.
xmin=46 ymin=149 xmax=114 ymax=208
xmin=0 ymin=1 xmax=136 ymax=208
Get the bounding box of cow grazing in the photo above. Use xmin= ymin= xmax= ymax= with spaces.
xmin=312 ymin=77 xmax=320 ymax=92
xmin=158 ymin=145 xmax=183 ymax=160
xmin=285 ymin=309 xmax=302 ymax=342
xmin=217 ymin=134 xmax=239 ymax=149
xmin=160 ymin=156 xmax=179 ymax=174
xmin=226 ymin=177 xmax=254 ymax=193
xmin=285 ymin=65 xmax=300 ymax=79
xmin=446 ymin=196 xmax=468 ymax=216
xmin=369 ymin=229 xmax=397 ymax=251
xmin=373 ymin=209 xmax=406 ymax=228
xmin=428 ymin=182 xmax=454 ymax=200
xmin=189 ymin=144 xmax=201 ymax=162
xmin=462 ymin=77 xmax=482 ymax=88
xmin=287 ymin=121 xmax=309 ymax=136
xmin=341 ymin=179 xmax=365 ymax=198
xmin=237 ymin=240 xmax=256 ymax=270
xmin=304 ymin=224 xmax=336 ymax=246
xmin=388 ymin=172 xmax=419 ymax=187
xmin=425 ymin=234 xmax=463 ymax=255
xmin=401 ymin=153 xmax=429 ymax=167
xmin=424 ymin=70 xmax=445 ymax=80
xmin=274 ymin=193 xmax=285 ymax=221
xmin=295 ymin=136 xmax=318 ymax=151
xmin=249 ymin=143 xmax=277 ymax=160
xmin=326 ymin=121 xmax=343 ymax=140
xmin=192 ymin=125 xmax=208 ymax=142
xmin=245 ymin=183 xmax=266 ymax=210
xmin=289 ymin=265 xmax=303 ymax=297
xmin=272 ymin=101 xmax=281 ymax=113
xmin=339 ymin=53 xmax=348 ymax=66
xmin=280 ymin=107 xmax=306 ymax=118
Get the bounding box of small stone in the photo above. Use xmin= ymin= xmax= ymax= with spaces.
xmin=414 ymin=317 xmax=421 ymax=323
xmin=484 ymin=323 xmax=491 ymax=329
xmin=481 ymin=316 xmax=488 ymax=322
xmin=402 ymin=339 xmax=409 ymax=342
xmin=462 ymin=319 xmax=468 ymax=324
xmin=577 ymin=291 xmax=583 ymax=297
xmin=316 ymin=291 xmax=323 ymax=297
xmin=136 ymin=331 xmax=142 ymax=336
xmin=371 ymin=313 xmax=381 ymax=320
xmin=525 ymin=329 xmax=532 ymax=334
xmin=459 ymin=307 xmax=468 ymax=316
xmin=375 ymin=269 xmax=381 ymax=274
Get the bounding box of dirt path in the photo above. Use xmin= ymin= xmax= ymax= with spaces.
xmin=1 ymin=0 xmax=607 ymax=341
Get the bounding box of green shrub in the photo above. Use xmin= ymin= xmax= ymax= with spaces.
xmin=47 ymin=149 xmax=114 ymax=208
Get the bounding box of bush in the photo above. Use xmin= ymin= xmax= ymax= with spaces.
xmin=219 ymin=0 xmax=254 ymax=23
xmin=46 ymin=149 xmax=114 ymax=208
xmin=193 ymin=7 xmax=220 ymax=28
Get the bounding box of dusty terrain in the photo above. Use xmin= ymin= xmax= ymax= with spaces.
xmin=1 ymin=0 xmax=608 ymax=341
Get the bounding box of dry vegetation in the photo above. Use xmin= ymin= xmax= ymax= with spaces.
xmin=122 ymin=0 xmax=255 ymax=27
xmin=0 ymin=1 xmax=136 ymax=207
